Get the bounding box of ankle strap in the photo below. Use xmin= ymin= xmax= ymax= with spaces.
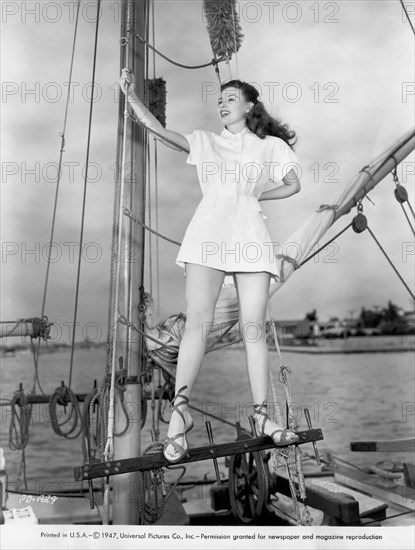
xmin=173 ymin=385 xmax=189 ymax=404
xmin=254 ymin=402 xmax=268 ymax=414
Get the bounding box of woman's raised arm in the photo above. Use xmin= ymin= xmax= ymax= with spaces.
xmin=119 ymin=69 xmax=190 ymax=153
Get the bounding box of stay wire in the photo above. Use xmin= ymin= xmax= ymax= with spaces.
xmin=397 ymin=200 xmax=415 ymax=236
xmin=151 ymin=0 xmax=161 ymax=319
xmin=366 ymin=225 xmax=415 ymax=300
xmin=392 ymin=166 xmax=415 ymax=235
xmin=127 ymin=26 xmax=223 ymax=69
xmin=123 ymin=207 xmax=181 ymax=246
xmin=68 ymin=0 xmax=102 ymax=389
xmin=300 ymin=222 xmax=353 ymax=266
xmin=40 ymin=0 xmax=81 ymax=319
xmin=399 ymin=0 xmax=415 ymax=35
xmin=35 ymin=0 xmax=81 ymax=395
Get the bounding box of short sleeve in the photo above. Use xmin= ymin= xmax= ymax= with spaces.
xmin=263 ymin=138 xmax=300 ymax=192
xmin=183 ymin=129 xmax=205 ymax=166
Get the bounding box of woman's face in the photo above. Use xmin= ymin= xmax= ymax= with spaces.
xmin=217 ymin=87 xmax=251 ymax=127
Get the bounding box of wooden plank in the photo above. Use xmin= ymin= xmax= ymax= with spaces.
xmin=309 ymin=479 xmax=387 ymax=520
xmin=74 ymin=429 xmax=323 ymax=481
xmin=334 ymin=463 xmax=415 ymax=511
xmin=272 ymin=471 xmax=360 ymax=524
xmin=0 ymin=390 xmax=169 ymax=406
xmin=350 ymin=437 xmax=415 ymax=452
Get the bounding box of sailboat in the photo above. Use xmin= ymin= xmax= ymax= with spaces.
xmin=1 ymin=0 xmax=414 ymax=541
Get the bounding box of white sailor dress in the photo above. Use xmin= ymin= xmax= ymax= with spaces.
xmin=176 ymin=127 xmax=299 ymax=281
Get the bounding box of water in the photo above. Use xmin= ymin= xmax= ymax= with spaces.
xmin=0 ymin=338 xmax=414 ymax=492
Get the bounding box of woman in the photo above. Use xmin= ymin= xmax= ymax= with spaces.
xmin=120 ymin=73 xmax=301 ymax=463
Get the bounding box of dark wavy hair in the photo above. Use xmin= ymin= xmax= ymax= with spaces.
xmin=221 ymin=80 xmax=297 ymax=149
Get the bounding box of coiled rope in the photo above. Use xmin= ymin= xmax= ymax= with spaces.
xmin=9 ymin=387 xmax=32 ymax=451
xmin=49 ymin=383 xmax=83 ymax=439
xmin=137 ymin=442 xmax=186 ymax=525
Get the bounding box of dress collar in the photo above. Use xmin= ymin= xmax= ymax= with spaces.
xmin=221 ymin=127 xmax=251 ymax=138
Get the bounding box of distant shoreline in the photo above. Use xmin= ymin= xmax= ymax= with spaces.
xmin=217 ymin=334 xmax=415 ymax=354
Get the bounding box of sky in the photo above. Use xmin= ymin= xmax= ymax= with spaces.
xmin=1 ymin=0 xmax=414 ymax=344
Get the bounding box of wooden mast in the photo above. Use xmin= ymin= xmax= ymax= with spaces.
xmin=112 ymin=0 xmax=148 ymax=525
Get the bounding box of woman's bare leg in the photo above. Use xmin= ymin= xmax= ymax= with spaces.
xmin=164 ymin=263 xmax=225 ymax=459
xmin=234 ymin=271 xmax=298 ymax=443
xmin=234 ymin=272 xmax=270 ymax=405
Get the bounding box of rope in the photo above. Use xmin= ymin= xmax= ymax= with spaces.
xmin=118 ymin=315 xmax=181 ymax=352
xmin=41 ymin=0 xmax=81 ymax=322
xmin=266 ymin=304 xmax=285 ymax=427
xmin=68 ymin=0 xmax=102 ymax=389
xmin=300 ymin=223 xmax=353 ymax=267
xmin=366 ymin=226 xmax=415 ymax=300
xmin=399 ymin=0 xmax=415 ymax=35
xmin=275 ymin=254 xmax=301 ymax=283
xmin=150 ymin=2 xmax=161 ymax=319
xmin=123 ymin=207 xmax=181 ymax=245
xmin=266 ymin=300 xmax=309 ymax=525
xmin=49 ymin=383 xmax=83 ymax=439
xmin=316 ymin=204 xmax=340 ymax=212
xmin=128 ymin=26 xmax=223 ymax=69
xmin=392 ymin=167 xmax=415 ymax=236
xmin=81 ymin=384 xmax=100 ymax=463
xmin=29 ymin=337 xmax=46 ymax=396
xmin=136 ymin=442 xmax=186 ymax=524
xmin=9 ymin=388 xmax=33 ymax=451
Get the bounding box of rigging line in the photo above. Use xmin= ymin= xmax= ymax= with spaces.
xmin=118 ymin=315 xmax=180 ymax=352
xmin=123 ymin=207 xmax=182 ymax=246
xmin=399 ymin=0 xmax=415 ymax=35
xmin=366 ymin=225 xmax=415 ymax=300
xmin=187 ymin=403 xmax=237 ymax=429
xmin=147 ymin=145 xmax=153 ymax=296
xmin=398 ymin=201 xmax=415 ymax=236
xmin=127 ymin=26 xmax=224 ymax=69
xmin=154 ymin=140 xmax=161 ymax=319
xmin=392 ymin=166 xmax=415 ymax=233
xmin=40 ymin=0 xmax=81 ymax=319
xmin=300 ymin=222 xmax=353 ymax=267
xmin=68 ymin=0 xmax=102 ymax=390
xmin=407 ymin=200 xmax=415 ymax=219
xmin=34 ymin=0 xmax=82 ymax=395
xmin=151 ymin=0 xmax=161 ymax=319
xmin=30 ymin=338 xmax=46 ymax=396
xmin=145 ymin=2 xmax=154 ymax=301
